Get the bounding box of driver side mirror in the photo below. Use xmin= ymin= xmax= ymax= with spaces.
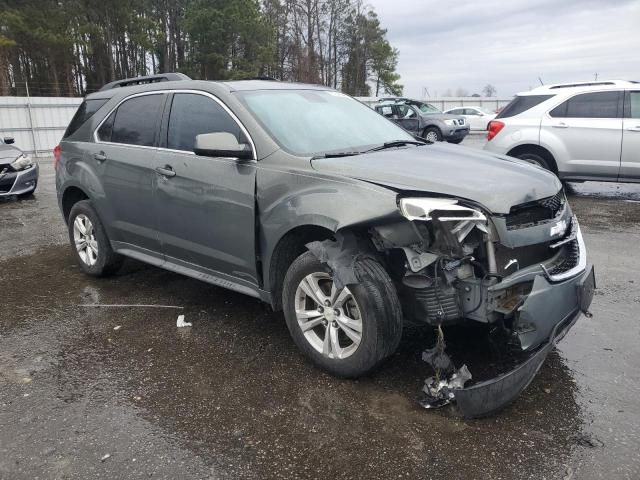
xmin=194 ymin=132 xmax=253 ymax=160
xmin=3 ymin=137 xmax=15 ymax=144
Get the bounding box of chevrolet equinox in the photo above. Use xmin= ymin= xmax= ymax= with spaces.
xmin=56 ymin=74 xmax=595 ymax=417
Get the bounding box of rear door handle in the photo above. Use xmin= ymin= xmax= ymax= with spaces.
xmin=94 ymin=152 xmax=107 ymax=162
xmin=155 ymin=165 xmax=176 ymax=178
xmin=552 ymin=122 xmax=569 ymax=128
xmin=627 ymin=126 xmax=640 ymax=132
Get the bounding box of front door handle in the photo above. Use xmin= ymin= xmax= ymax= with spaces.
xmin=627 ymin=126 xmax=640 ymax=132
xmin=552 ymin=122 xmax=569 ymax=128
xmin=155 ymin=165 xmax=176 ymax=178
xmin=94 ymin=152 xmax=107 ymax=162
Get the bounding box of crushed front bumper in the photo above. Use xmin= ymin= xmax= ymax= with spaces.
xmin=453 ymin=265 xmax=595 ymax=418
xmin=0 ymin=163 xmax=39 ymax=196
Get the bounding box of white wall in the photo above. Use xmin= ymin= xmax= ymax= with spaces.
xmin=0 ymin=96 xmax=83 ymax=157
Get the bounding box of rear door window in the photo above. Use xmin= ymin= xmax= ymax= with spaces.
xmin=549 ymin=91 xmax=621 ymax=118
xmin=64 ymin=98 xmax=108 ymax=138
xmin=167 ymin=93 xmax=243 ymax=152
xmin=496 ymin=95 xmax=554 ymax=119
xmin=626 ymin=91 xmax=640 ymax=118
xmin=110 ymin=94 xmax=164 ymax=147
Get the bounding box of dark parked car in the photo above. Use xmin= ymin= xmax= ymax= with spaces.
xmin=374 ymin=99 xmax=469 ymax=144
xmin=0 ymin=136 xmax=38 ymax=197
xmin=56 ymin=74 xmax=594 ymax=417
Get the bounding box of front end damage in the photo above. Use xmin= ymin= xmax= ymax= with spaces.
xmin=310 ymin=188 xmax=595 ymax=418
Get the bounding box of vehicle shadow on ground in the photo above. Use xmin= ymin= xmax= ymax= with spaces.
xmin=0 ymin=245 xmax=589 ymax=479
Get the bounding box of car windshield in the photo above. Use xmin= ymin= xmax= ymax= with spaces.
xmin=413 ymin=102 xmax=441 ymax=114
xmin=235 ymin=89 xmax=414 ymax=156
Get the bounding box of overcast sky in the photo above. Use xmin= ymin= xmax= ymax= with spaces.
xmin=367 ymin=0 xmax=640 ymax=98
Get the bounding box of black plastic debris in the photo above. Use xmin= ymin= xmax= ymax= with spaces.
xmin=306 ymin=231 xmax=373 ymax=290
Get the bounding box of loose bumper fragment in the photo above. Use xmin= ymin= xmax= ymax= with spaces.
xmin=453 ymin=310 xmax=579 ymax=418
xmin=419 ymin=266 xmax=595 ymax=418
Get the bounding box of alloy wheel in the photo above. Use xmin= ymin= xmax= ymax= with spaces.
xmin=294 ymin=272 xmax=363 ymax=359
xmin=73 ymin=214 xmax=98 ymax=266
xmin=425 ymin=131 xmax=439 ymax=142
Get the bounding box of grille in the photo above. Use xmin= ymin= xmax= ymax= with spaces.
xmin=506 ymin=191 xmax=565 ymax=230
xmin=549 ymin=239 xmax=580 ymax=275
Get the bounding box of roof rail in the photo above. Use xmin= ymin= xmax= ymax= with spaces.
xmin=99 ymin=73 xmax=191 ymax=91
xmin=240 ymin=76 xmax=280 ymax=81
xmin=548 ymin=81 xmax=616 ymax=89
xmin=540 ymin=79 xmax=640 ymax=90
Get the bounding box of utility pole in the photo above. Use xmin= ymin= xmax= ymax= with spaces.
xmin=25 ymin=81 xmax=38 ymax=157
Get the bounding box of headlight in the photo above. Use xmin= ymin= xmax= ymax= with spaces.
xmin=399 ymin=197 xmax=487 ymax=222
xmin=11 ymin=154 xmax=33 ymax=171
xmin=444 ymin=119 xmax=456 ymax=126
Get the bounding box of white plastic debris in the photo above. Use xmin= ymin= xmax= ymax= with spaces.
xmin=176 ymin=315 xmax=192 ymax=328
xmin=113 ymin=325 xmax=122 ymax=331
xmin=101 ymin=453 xmax=111 ymax=462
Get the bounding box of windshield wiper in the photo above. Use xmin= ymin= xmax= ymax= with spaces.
xmin=363 ymin=140 xmax=427 ymax=153
xmin=311 ymin=151 xmax=362 ymax=159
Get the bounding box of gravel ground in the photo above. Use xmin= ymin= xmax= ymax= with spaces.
xmin=1 ymin=153 xmax=639 ymax=479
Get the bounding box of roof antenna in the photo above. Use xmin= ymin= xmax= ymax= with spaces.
xmin=538 ymin=77 xmax=544 ymax=86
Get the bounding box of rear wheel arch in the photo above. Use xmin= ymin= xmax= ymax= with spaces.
xmin=62 ymin=186 xmax=90 ymax=223
xmin=268 ymin=225 xmax=334 ymax=311
xmin=507 ymin=144 xmax=558 ymax=173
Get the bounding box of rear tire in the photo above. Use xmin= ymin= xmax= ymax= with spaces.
xmin=68 ymin=200 xmax=123 ymax=276
xmin=282 ymin=251 xmax=403 ymax=378
xmin=516 ymin=152 xmax=552 ymax=171
xmin=423 ymin=127 xmax=442 ymax=142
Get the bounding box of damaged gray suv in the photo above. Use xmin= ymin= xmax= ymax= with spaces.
xmin=56 ymin=74 xmax=595 ymax=417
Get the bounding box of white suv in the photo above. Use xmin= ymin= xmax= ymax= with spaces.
xmin=483 ymin=80 xmax=640 ymax=182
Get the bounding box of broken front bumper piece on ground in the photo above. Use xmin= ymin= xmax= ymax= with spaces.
xmin=420 ymin=265 xmax=596 ymax=418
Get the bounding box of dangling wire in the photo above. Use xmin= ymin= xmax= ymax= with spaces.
xmin=434 ymin=323 xmax=446 ymax=384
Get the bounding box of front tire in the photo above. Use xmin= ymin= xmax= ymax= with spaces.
xmin=68 ymin=200 xmax=123 ymax=276
xmin=282 ymin=251 xmax=403 ymax=378
xmin=423 ymin=127 xmax=442 ymax=142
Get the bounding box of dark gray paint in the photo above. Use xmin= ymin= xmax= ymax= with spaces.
xmin=56 ymin=79 xmax=571 ymax=304
xmin=311 ymin=143 xmax=562 ymax=214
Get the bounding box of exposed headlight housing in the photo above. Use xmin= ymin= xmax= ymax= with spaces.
xmin=11 ymin=154 xmax=34 ymax=171
xmin=444 ymin=119 xmax=456 ymax=126
xmin=398 ymin=197 xmax=487 ymax=222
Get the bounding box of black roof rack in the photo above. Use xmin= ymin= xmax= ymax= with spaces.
xmin=99 ymin=73 xmax=191 ymax=91
xmin=240 ymin=76 xmax=280 ymax=81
